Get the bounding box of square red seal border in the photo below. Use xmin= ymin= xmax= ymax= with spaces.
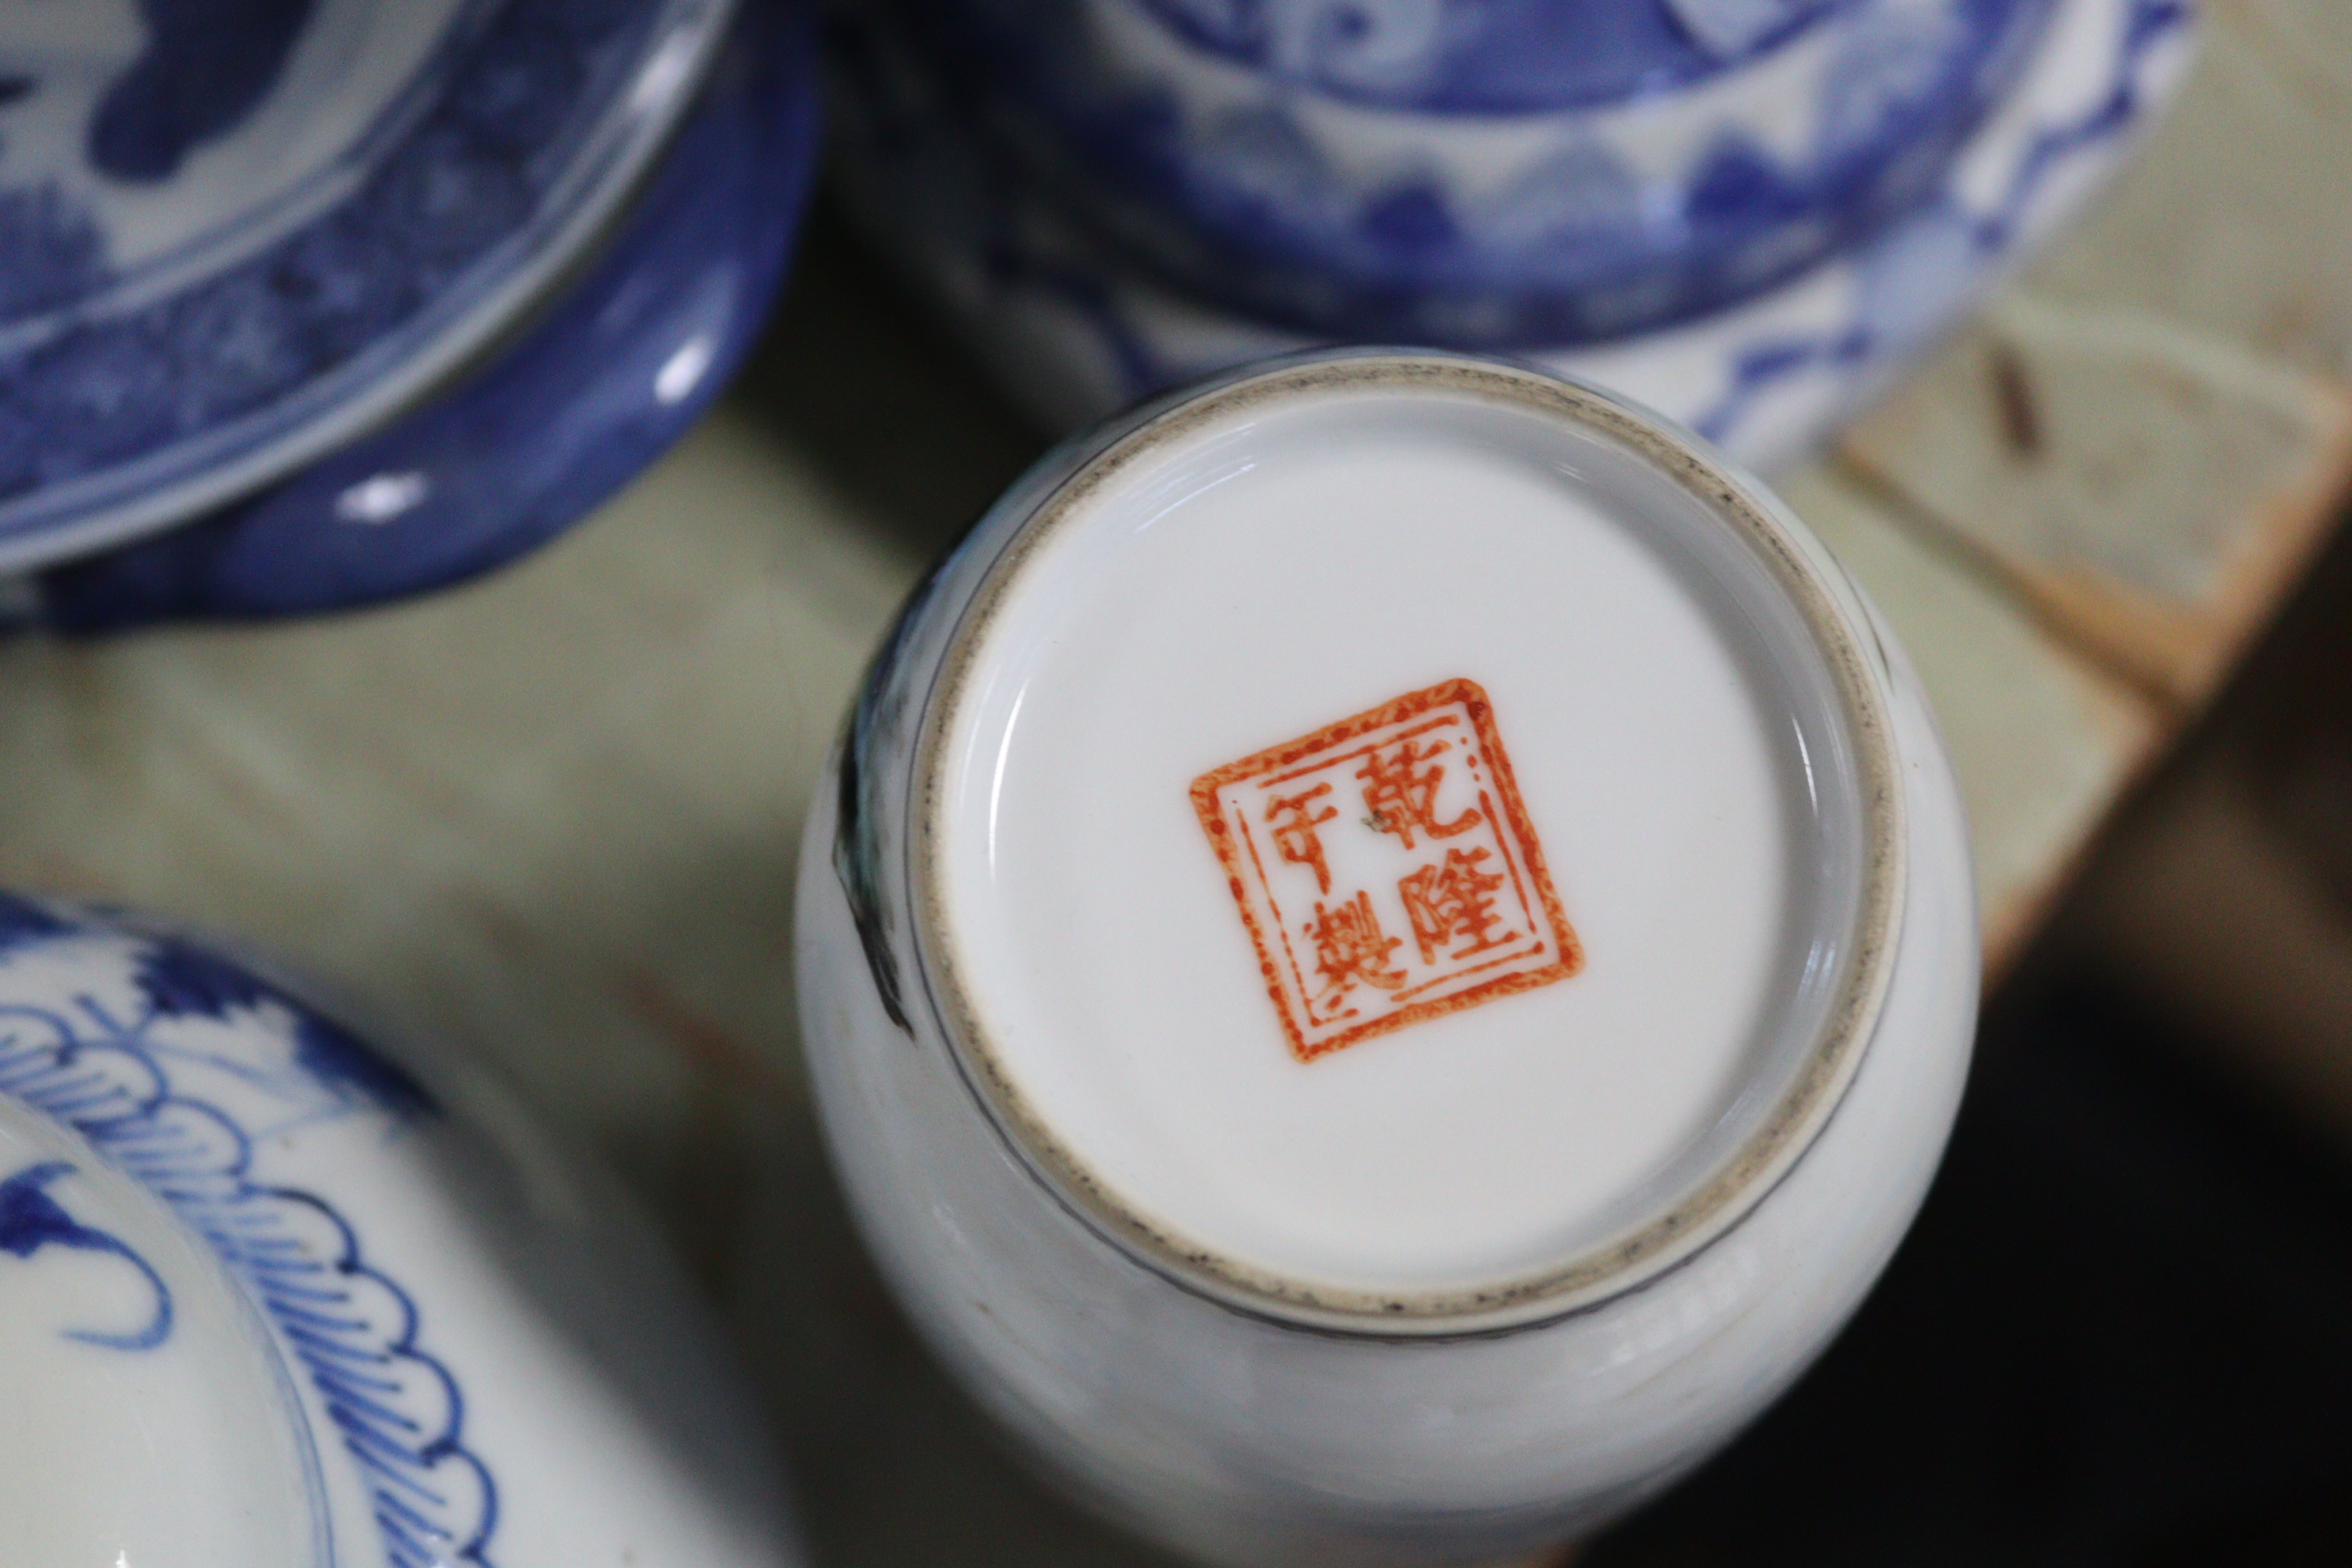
xmin=1191 ymin=677 xmax=1585 ymax=1062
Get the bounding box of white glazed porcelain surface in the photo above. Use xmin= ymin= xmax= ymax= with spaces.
xmin=796 ymin=351 xmax=1978 ymax=1564
xmin=1 ymin=1095 xmax=328 ymax=1568
xmin=0 ymin=903 xmax=803 ymax=1568
xmin=937 ymin=389 xmax=1849 ymax=1296
xmin=828 ymin=0 xmax=2196 ymax=471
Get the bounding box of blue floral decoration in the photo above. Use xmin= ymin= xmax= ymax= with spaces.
xmin=21 ymin=0 xmax=819 ymax=633
xmin=1133 ymin=0 xmax=1854 ymax=112
xmin=863 ymin=0 xmax=2053 ymax=345
xmin=89 ymin=0 xmax=322 ymax=183
xmin=828 ymin=0 xmax=2192 ymax=462
xmin=1687 ymin=0 xmax=2192 ymax=445
xmin=0 ymin=0 xmax=717 ymax=567
xmin=0 ymin=891 xmax=73 ymax=948
xmin=134 ymin=936 xmax=439 ymax=1119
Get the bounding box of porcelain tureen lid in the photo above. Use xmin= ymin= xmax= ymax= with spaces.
xmin=1 ymin=1093 xmax=328 ymax=1568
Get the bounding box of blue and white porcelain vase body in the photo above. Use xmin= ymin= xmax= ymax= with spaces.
xmin=0 ymin=894 xmax=803 ymax=1568
xmin=829 ymin=0 xmax=2198 ymax=466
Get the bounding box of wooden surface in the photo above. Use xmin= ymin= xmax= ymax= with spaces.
xmin=3 ymin=4 xmax=2350 ymax=1561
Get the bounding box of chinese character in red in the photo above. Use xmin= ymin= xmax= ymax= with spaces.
xmin=1193 ymin=678 xmax=1582 ymax=1061
xmin=1355 ymin=737 xmax=1480 ymax=850
xmin=1398 ymin=846 xmax=1514 ymax=965
xmin=1304 ymin=891 xmax=1406 ymax=1014
xmin=1265 ymin=782 xmax=1339 ymax=895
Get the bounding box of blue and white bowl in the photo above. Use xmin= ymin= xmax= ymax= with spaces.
xmin=849 ymin=0 xmax=2056 ymax=346
xmin=831 ymin=0 xmax=2196 ymax=468
xmin=0 ymin=0 xmax=741 ymax=575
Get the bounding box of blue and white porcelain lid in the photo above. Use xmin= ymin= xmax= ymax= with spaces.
xmin=0 ymin=1094 xmax=330 ymax=1568
xmin=0 ymin=0 xmax=735 ymax=573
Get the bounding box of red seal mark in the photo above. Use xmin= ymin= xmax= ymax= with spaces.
xmin=1192 ymin=678 xmax=1584 ymax=1062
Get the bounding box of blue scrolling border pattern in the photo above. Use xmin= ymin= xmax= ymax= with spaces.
xmin=0 ymin=894 xmax=497 ymax=1568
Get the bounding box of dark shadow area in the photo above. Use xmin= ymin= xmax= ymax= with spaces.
xmin=1583 ymin=973 xmax=2352 ymax=1567
xmin=726 ymin=191 xmax=1052 ymax=566
xmin=702 ymin=1095 xmax=1195 ymax=1568
xmin=1582 ymin=502 xmax=2352 ymax=1567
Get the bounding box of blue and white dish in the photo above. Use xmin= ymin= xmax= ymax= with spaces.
xmin=0 ymin=891 xmax=804 ymax=1568
xmin=848 ymin=0 xmax=2056 ymax=346
xmin=831 ymin=0 xmax=2196 ymax=469
xmin=18 ymin=0 xmax=820 ymax=633
xmin=0 ymin=0 xmax=738 ymax=575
